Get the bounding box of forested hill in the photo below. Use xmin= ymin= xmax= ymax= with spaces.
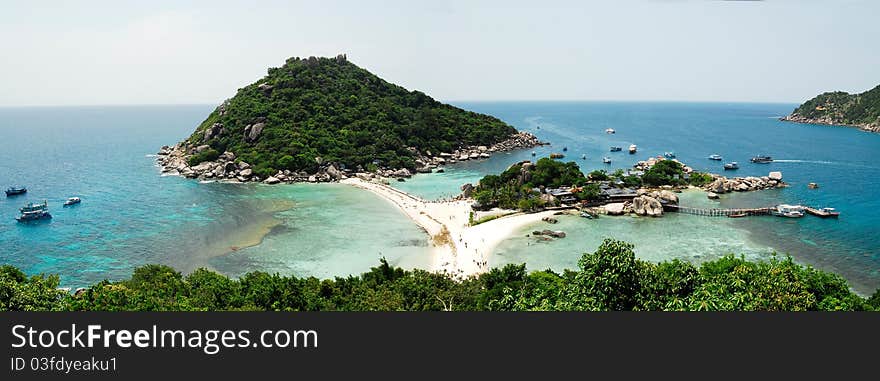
xmin=180 ymin=55 xmax=517 ymax=177
xmin=782 ymin=84 xmax=880 ymax=133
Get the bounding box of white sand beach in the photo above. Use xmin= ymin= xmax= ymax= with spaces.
xmin=342 ymin=178 xmax=558 ymax=278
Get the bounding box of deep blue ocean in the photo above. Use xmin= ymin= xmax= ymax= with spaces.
xmin=1 ymin=103 xmax=879 ymax=293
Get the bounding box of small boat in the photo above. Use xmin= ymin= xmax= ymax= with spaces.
xmin=805 ymin=206 xmax=840 ymax=218
xmin=63 ymin=197 xmax=82 ymax=206
xmin=16 ymin=201 xmax=52 ymax=222
xmin=549 ymin=153 xmax=565 ymax=159
xmin=436 ymin=168 xmax=445 ymax=173
xmin=531 ymin=151 xmax=536 ymax=156
xmin=773 ymin=204 xmax=804 ymax=218
xmin=580 ymin=211 xmax=594 ymax=219
xmin=605 ymin=128 xmax=615 ymax=134
xmin=728 ymin=212 xmax=748 ymax=218
xmin=610 ymin=146 xmax=622 ymax=152
xmin=807 ymin=182 xmax=819 ymax=189
xmin=602 ymin=157 xmax=612 ymax=164
xmin=723 ymin=162 xmax=739 ymax=170
xmin=708 ymin=154 xmax=723 ymax=161
xmin=5 ymin=187 xmax=27 ymax=196
xmin=817 ymin=207 xmax=840 ymax=217
xmin=664 ymin=151 xmax=676 ymax=158
xmin=628 ymin=144 xmax=637 ymax=154
xmin=750 ymin=155 xmax=773 ymax=163
xmin=562 ymin=146 xmax=568 ymax=152
xmin=581 ymin=154 xmax=587 ymax=160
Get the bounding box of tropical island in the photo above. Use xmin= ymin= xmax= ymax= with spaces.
xmin=3 ymin=239 xmax=879 ymax=311
xmin=157 ymin=55 xmax=545 ymax=183
xmin=782 ymin=84 xmax=880 ymax=133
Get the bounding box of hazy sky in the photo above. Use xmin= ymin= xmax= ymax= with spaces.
xmin=1 ymin=0 xmax=877 ymax=106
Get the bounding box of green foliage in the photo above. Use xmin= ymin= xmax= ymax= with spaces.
xmin=622 ymin=175 xmax=642 ymax=188
xmin=577 ymin=183 xmax=602 ymax=202
xmin=642 ymin=160 xmax=685 ymax=186
xmin=687 ymin=172 xmax=714 ymax=186
xmin=187 ymin=149 xmax=220 ymax=166
xmin=588 ymin=170 xmax=609 ymax=181
xmin=791 ymin=84 xmax=880 ymax=126
xmin=188 ymin=56 xmax=516 ymax=173
xmin=472 ymin=158 xmax=588 ymax=210
xmin=0 ymin=265 xmax=67 ymax=311
xmin=2 ymin=240 xmax=876 ymax=311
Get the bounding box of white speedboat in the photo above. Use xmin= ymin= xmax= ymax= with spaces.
xmin=774 ymin=204 xmax=804 ymax=218
xmin=605 ymin=128 xmax=615 ymax=134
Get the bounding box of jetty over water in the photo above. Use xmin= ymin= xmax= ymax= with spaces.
xmin=665 ymin=205 xmax=773 ymax=217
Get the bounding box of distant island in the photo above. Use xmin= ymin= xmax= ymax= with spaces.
xmin=158 ymin=54 xmax=543 ymax=183
xmin=782 ymin=84 xmax=880 ymax=133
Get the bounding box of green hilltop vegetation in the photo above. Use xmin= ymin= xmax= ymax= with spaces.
xmin=3 ymin=239 xmax=878 ymax=311
xmin=787 ymin=84 xmax=880 ymax=129
xmin=185 ymin=55 xmax=517 ymax=177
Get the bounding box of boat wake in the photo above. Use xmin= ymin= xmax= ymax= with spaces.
xmin=773 ymin=159 xmax=833 ymax=164
xmin=772 ymin=159 xmax=878 ymax=170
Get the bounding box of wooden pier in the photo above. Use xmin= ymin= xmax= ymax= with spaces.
xmin=665 ymin=205 xmax=773 ymax=217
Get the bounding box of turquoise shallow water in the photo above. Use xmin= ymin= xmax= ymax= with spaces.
xmin=1 ymin=102 xmax=879 ymax=293
xmin=0 ymin=106 xmax=430 ymax=287
xmin=396 ymin=102 xmax=880 ymax=293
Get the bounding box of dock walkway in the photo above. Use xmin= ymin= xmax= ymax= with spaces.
xmin=665 ymin=205 xmax=773 ymax=217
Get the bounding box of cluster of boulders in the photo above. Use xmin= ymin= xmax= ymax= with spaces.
xmin=531 ymin=230 xmax=566 ymax=238
xmin=703 ymin=171 xmax=786 ymax=196
xmin=156 ymin=144 xmax=348 ymax=183
xmin=157 ymin=131 xmax=546 ymax=185
xmin=633 ymin=157 xmax=694 ymax=173
xmin=403 ymin=131 xmax=547 ymax=175
xmin=601 ymin=189 xmax=678 ymax=217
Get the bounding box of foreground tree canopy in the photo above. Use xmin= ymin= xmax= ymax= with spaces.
xmin=185 ymin=55 xmax=517 ymax=177
xmin=3 ymin=239 xmax=878 ymax=311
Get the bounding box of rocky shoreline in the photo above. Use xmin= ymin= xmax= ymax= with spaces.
xmin=703 ymin=171 xmax=787 ymax=199
xmin=156 ymin=131 xmax=547 ymax=184
xmin=780 ymin=114 xmax=880 ymax=133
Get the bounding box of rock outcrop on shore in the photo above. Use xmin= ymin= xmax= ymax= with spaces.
xmin=702 ymin=172 xmax=787 ymax=195
xmin=157 ymin=131 xmax=546 ymax=184
xmin=781 ymin=114 xmax=880 ymax=133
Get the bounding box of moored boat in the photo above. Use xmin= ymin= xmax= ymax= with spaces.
xmin=16 ymin=201 xmax=52 ymax=222
xmin=804 ymin=206 xmax=840 ymax=218
xmin=562 ymin=146 xmax=568 ymax=152
xmin=605 ymin=128 xmax=615 ymax=134
xmin=549 ymin=153 xmax=565 ymax=159
xmin=63 ymin=197 xmax=82 ymax=206
xmin=773 ymin=204 xmax=804 ymax=218
xmin=628 ymin=144 xmax=637 ymax=154
xmin=664 ymin=151 xmax=675 ymax=158
xmin=602 ymin=157 xmax=612 ymax=164
xmin=750 ymin=155 xmax=773 ymax=163
xmin=5 ymin=187 xmax=27 ymax=196
xmin=581 ymin=154 xmax=587 ymax=160
xmin=708 ymin=154 xmax=723 ymax=161
xmin=531 ymin=151 xmax=536 ymax=156
xmin=808 ymin=182 xmax=819 ymax=189
xmin=610 ymin=146 xmax=622 ymax=152
xmin=723 ymin=162 xmax=739 ymax=170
